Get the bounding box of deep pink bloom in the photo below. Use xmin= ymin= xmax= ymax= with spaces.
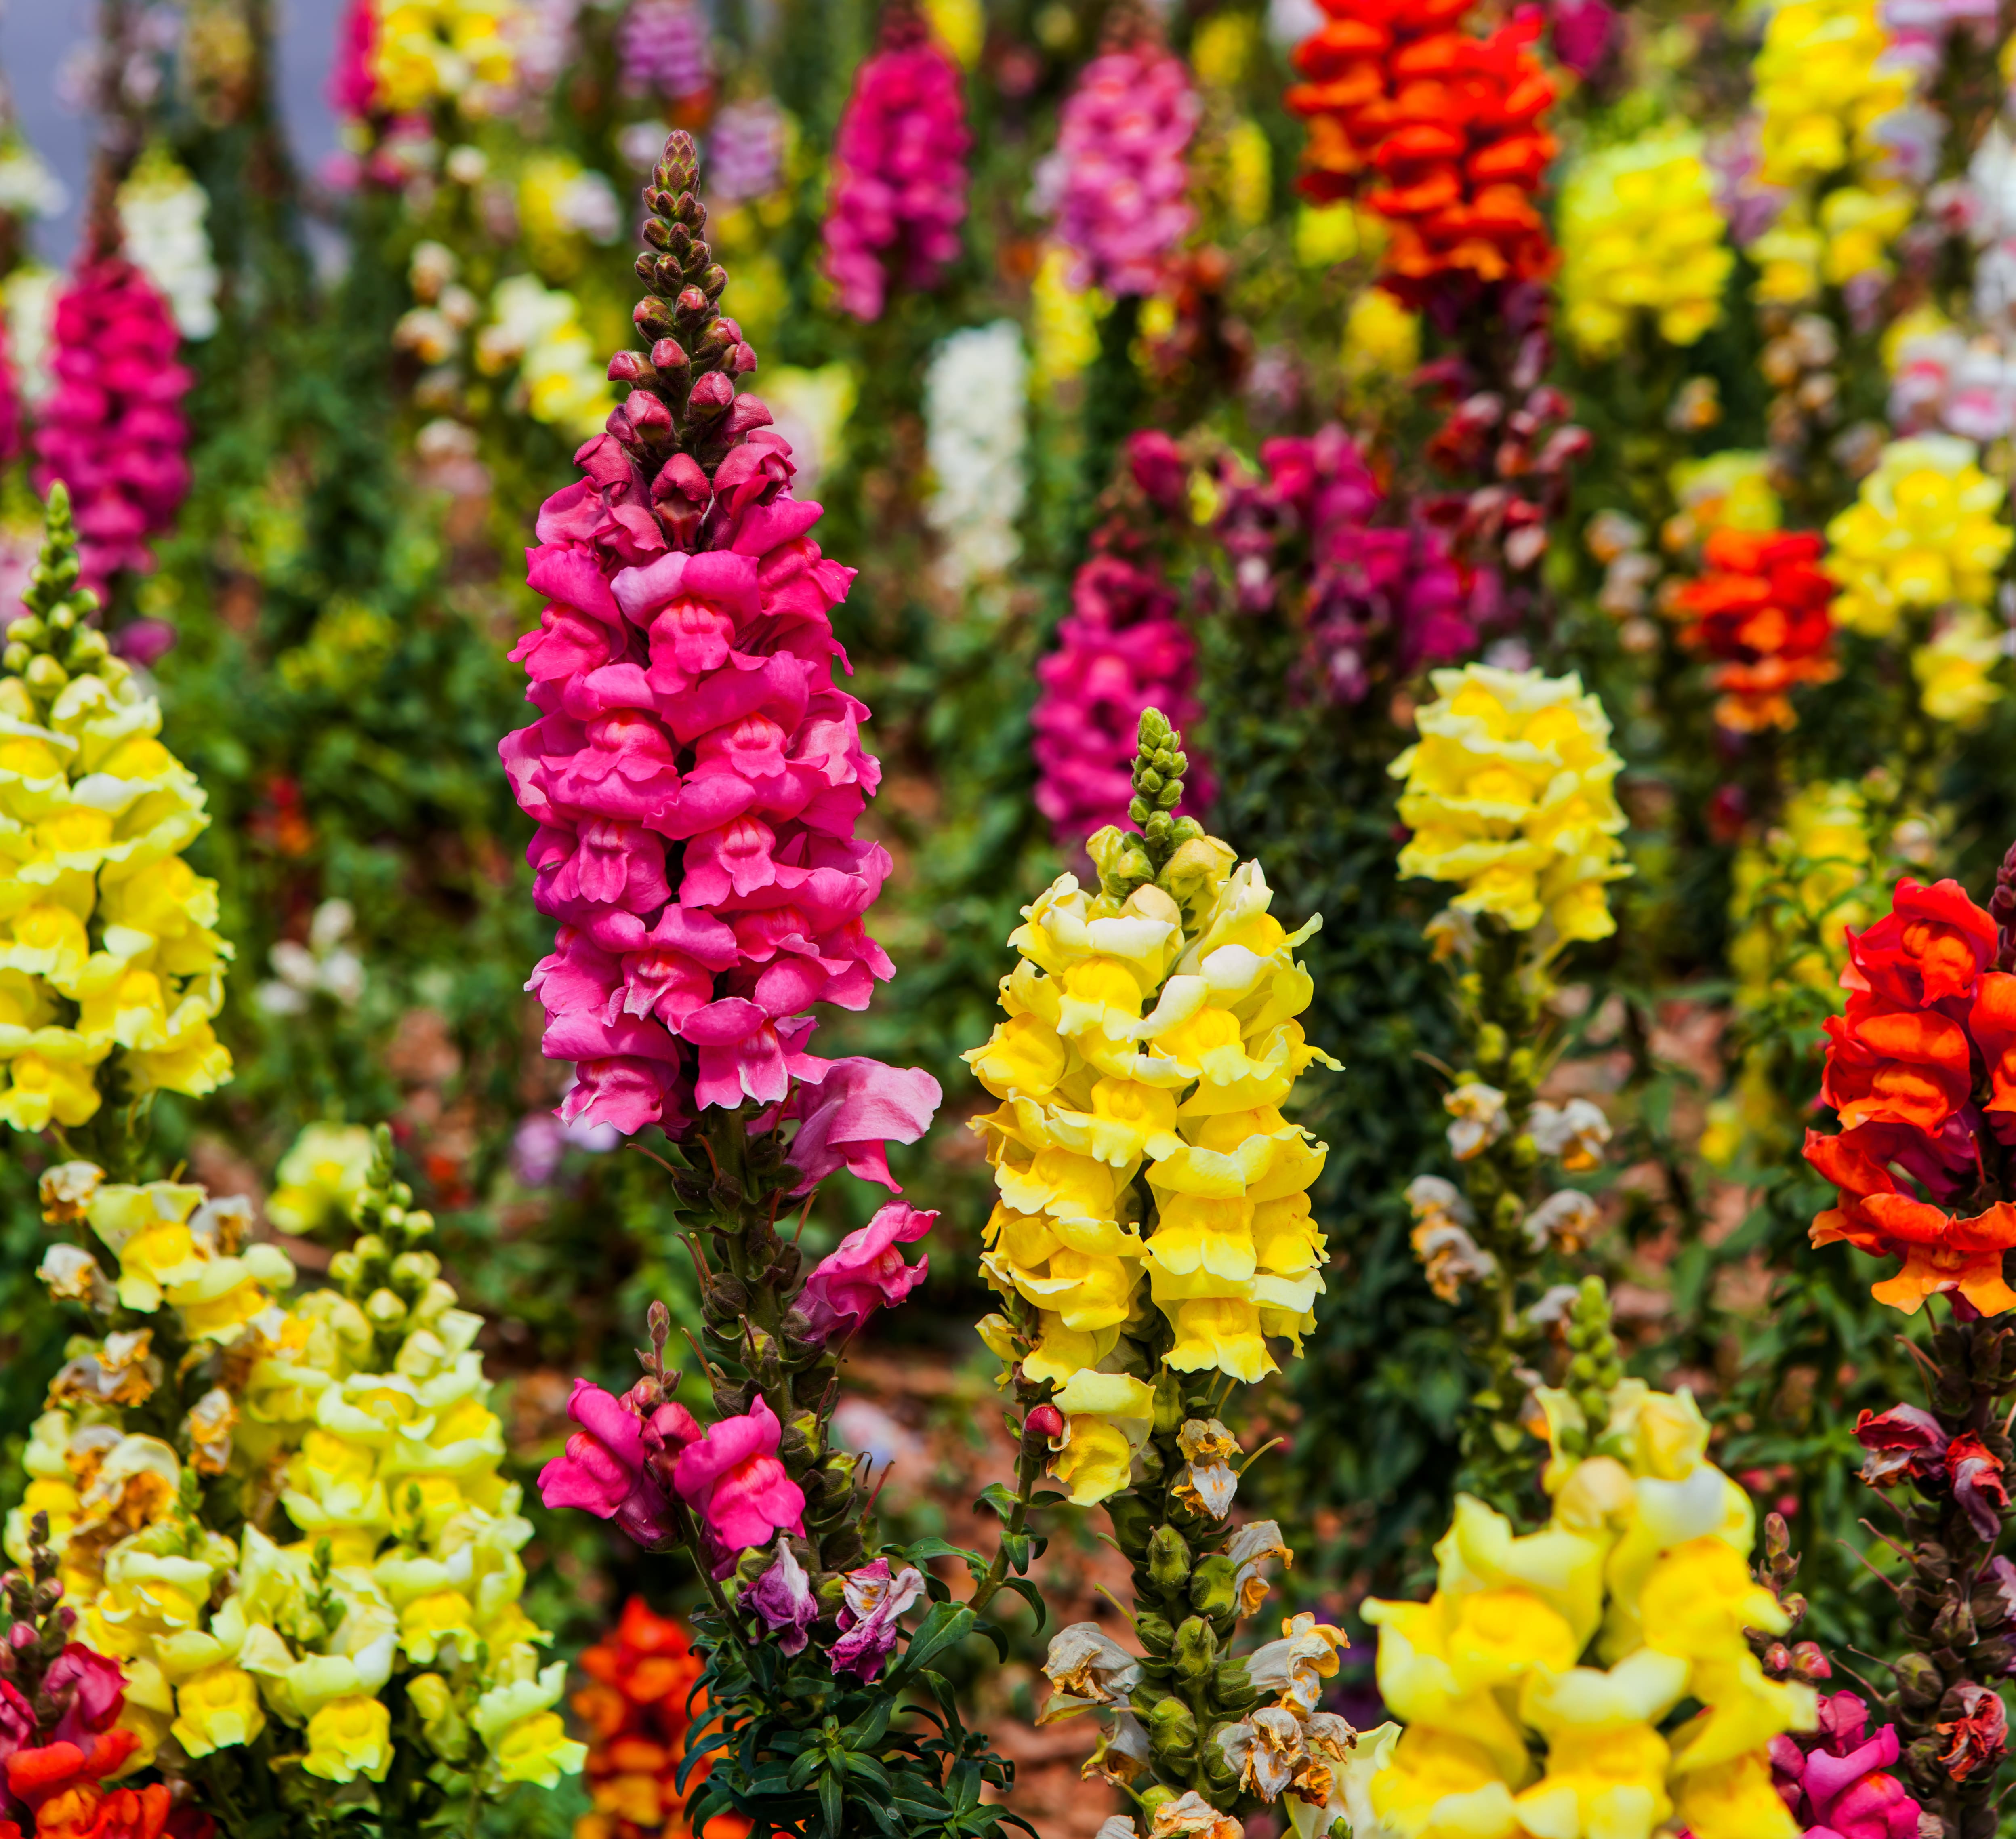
xmin=709 ymin=99 xmax=787 ymax=206
xmin=330 ymin=0 xmax=377 ymax=116
xmin=537 ymin=1377 xmax=698 ymax=1547
xmin=30 ymin=258 xmax=192 ymax=596
xmin=1549 ymin=0 xmax=1617 ymax=74
xmin=821 ymin=15 xmax=971 ymax=321
xmin=797 ymin=1201 xmax=935 ymax=1344
xmin=829 ymin=1558 xmax=925 ymax=1681
xmin=42 ymin=1645 xmax=124 ymax=1753
xmin=1032 ymin=41 xmax=1199 ymax=296
xmin=1031 ymin=454 xmax=1213 ymax=849
xmin=671 ymin=1396 xmax=808 ymax=1577
xmin=501 ymin=359 xmax=935 ymax=1162
xmin=745 ymin=1535 xmax=818 ymax=1654
xmin=783 ymin=1057 xmax=943 ymax=1194
xmin=1772 ymin=1692 xmax=1922 ymax=1839
xmin=0 ymin=1679 xmax=32 ymax=1780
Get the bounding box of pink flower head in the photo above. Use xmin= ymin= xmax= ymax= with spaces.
xmin=1549 ymin=0 xmax=1617 ymax=75
xmin=619 ymin=0 xmax=714 ymax=104
xmin=784 ymin=1056 xmax=942 ymax=1195
xmin=1033 ymin=40 xmax=1199 ymax=297
xmin=797 ymin=1201 xmax=935 ymax=1345
xmin=829 ymin=1558 xmax=925 ymax=1681
xmin=1772 ymin=1691 xmax=1921 ymax=1839
xmin=0 ymin=1679 xmax=32 ymax=1780
xmin=671 ymin=1395 xmax=807 ymax=1577
xmin=538 ymin=1377 xmax=698 ymax=1547
xmin=330 ymin=0 xmax=378 ymax=117
xmin=745 ymin=1534 xmax=818 ymax=1654
xmin=821 ymin=13 xmax=972 ymax=321
xmin=501 ymin=142 xmax=936 ymax=1180
xmin=709 ymin=99 xmax=787 ymax=207
xmin=32 ymin=257 xmax=193 ymax=597
xmin=1031 ymin=543 xmax=1211 ymax=848
xmin=43 ymin=1645 xmax=125 ymax=1753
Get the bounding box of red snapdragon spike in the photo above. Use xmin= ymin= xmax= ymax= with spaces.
xmin=1669 ymin=529 xmax=1839 ymax=731
xmin=822 ymin=5 xmax=972 ymax=322
xmin=573 ymin=1600 xmax=750 ymax=1839
xmin=1289 ymin=0 xmax=1557 ymax=302
xmin=1805 ymin=877 xmax=2016 ymax=1315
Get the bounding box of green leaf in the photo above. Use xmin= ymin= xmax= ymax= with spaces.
xmin=972 ymin=1482 xmax=1021 ymax=1521
xmin=818 ymin=1768 xmax=843 ymax=1838
xmin=888 ymin=1602 xmax=978 ymax=1682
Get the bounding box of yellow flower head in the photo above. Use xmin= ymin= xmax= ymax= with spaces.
xmin=969 ymin=777 xmax=1337 ymax=1498
xmin=1826 ymin=436 xmax=2012 ymax=637
xmin=1390 ymin=665 xmax=1631 ymax=941
xmin=267 ymin=1122 xmax=378 ymax=1237
xmin=171 ymin=1665 xmax=266 ymax=1758
xmin=0 ymin=489 xmax=234 ymax=1136
xmin=1031 ymin=244 xmax=1104 ymax=390
xmin=1913 ymin=608 xmax=2003 ymax=727
xmin=1558 ymin=129 xmax=1732 ymax=355
xmin=303 ymin=1695 xmax=393 ymax=1782
xmin=1753 ymin=0 xmax=1911 ymax=190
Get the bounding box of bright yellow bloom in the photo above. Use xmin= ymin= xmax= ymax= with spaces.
xmin=1558 ymin=130 xmax=1732 ymax=354
xmin=1031 ymin=244 xmax=1104 ymax=389
xmin=969 ymin=825 xmax=1336 ymax=1498
xmin=366 ymin=0 xmax=519 ymax=114
xmin=1819 ymin=183 xmax=1913 ymax=286
xmin=1368 ymin=1377 xmax=1814 ymax=1839
xmin=924 ymin=0 xmax=984 ymax=65
xmin=1913 ymin=608 xmax=2003 ymax=726
xmin=303 ymin=1696 xmax=393 ymax=1782
xmin=171 ymin=1665 xmax=266 ymax=1757
xmin=1390 ymin=665 xmax=1631 ymax=941
xmin=1753 ymin=0 xmax=1911 ymax=189
xmin=1673 ymin=1751 xmax=1801 ymax=1839
xmin=1342 ymin=289 xmax=1421 ymax=391
xmin=1826 ymin=436 xmax=2012 ymax=638
xmin=1667 ymin=452 xmax=1780 ymax=552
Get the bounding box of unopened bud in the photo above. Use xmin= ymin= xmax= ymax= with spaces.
xmin=1147 ymin=1525 xmax=1192 ymax=1591
xmin=1171 ymin=1615 xmax=1216 ymax=1686
xmin=1024 ymin=1404 xmax=1064 ymax=1450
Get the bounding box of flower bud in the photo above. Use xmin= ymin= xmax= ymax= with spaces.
xmin=1024 ymin=1404 xmax=1064 ymax=1452
xmin=1213 ymin=1658 xmax=1257 ymax=1711
xmin=1172 ymin=1615 xmax=1217 ymax=1686
xmin=1134 ymin=1610 xmax=1174 ymax=1656
xmin=1895 ymin=1651 xmax=1943 ymax=1713
xmin=364 ymin=1288 xmax=407 ymax=1328
xmin=1147 ymin=1525 xmax=1192 ymax=1591
xmin=1146 ymin=1695 xmax=1197 ymax=1765
xmin=635 ymin=296 xmax=679 ymax=340
xmin=1106 ymin=1495 xmax=1154 ymax=1558
xmin=1187 ymin=1555 xmax=1237 ymax=1619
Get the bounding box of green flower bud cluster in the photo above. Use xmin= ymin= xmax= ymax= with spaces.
xmin=1 ymin=485 xmax=116 ymax=710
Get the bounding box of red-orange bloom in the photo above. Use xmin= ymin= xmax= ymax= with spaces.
xmin=1806 ymin=1126 xmax=2016 ymax=1315
xmin=1670 ymin=529 xmax=1838 ymax=731
xmin=1820 ymin=997 xmax=1974 ymax=1134
xmin=573 ymin=1599 xmax=748 ymax=1839
xmin=4 ymin=1736 xmax=166 ymax=1839
xmin=1971 ymin=971 xmax=2016 ymax=1135
xmin=1844 ymin=877 xmax=1999 ymax=1010
xmin=1287 ymin=0 xmax=1557 ymax=301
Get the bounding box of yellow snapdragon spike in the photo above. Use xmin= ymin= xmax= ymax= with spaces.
xmin=1913 ymin=607 xmax=2004 ymax=726
xmin=1558 ymin=129 xmax=1732 ymax=356
xmin=968 ymin=820 xmax=1336 ymax=1498
xmin=1391 ymin=665 xmax=1631 ymax=941
xmin=1369 ymin=1378 xmax=1816 ymax=1839
xmin=1753 ymin=0 xmax=1911 ymax=190
xmin=1825 ymin=435 xmax=2013 ymax=638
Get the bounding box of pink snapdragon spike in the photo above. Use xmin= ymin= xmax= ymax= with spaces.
xmin=537 ymin=1376 xmax=698 ymax=1546
xmin=502 ymin=133 xmax=941 ymax=1173
xmin=1032 ymin=31 xmax=1200 ymax=297
xmin=1030 ymin=436 xmax=1211 ymax=850
xmin=0 ymin=316 xmax=20 ymax=469
xmin=330 ymin=0 xmax=377 ymax=117
xmin=1212 ymin=425 xmax=1474 ymax=704
xmin=820 ymin=6 xmax=972 ymax=322
xmin=797 ymin=1201 xmax=935 ymax=1345
xmin=619 ymin=0 xmax=714 ymax=105
xmin=1770 ymin=1691 xmax=1922 ymax=1839
xmin=828 ymin=1558 xmax=925 ymax=1681
xmin=708 ymin=97 xmax=787 ymax=206
xmin=671 ymin=1395 xmax=808 ymax=1576
xmin=31 ymin=257 xmax=193 ymax=598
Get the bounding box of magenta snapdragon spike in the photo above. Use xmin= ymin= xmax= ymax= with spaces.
xmin=618 ymin=0 xmax=714 ymax=104
xmin=707 ymin=97 xmax=786 ymax=206
xmin=502 ymin=133 xmax=939 ymax=1166
xmin=330 ymin=0 xmax=377 ymax=117
xmin=1032 ymin=28 xmax=1200 ymax=297
xmin=0 ymin=315 xmax=19 ymax=470
xmin=1031 ymin=431 xmax=1211 ymax=849
xmin=31 ymin=259 xmax=192 ymax=597
xmin=1213 ymin=426 xmax=1474 ymax=703
xmin=820 ymin=4 xmax=972 ymax=322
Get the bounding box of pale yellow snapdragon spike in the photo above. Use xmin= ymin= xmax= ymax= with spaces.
xmin=1390 ymin=664 xmax=1631 ymax=943
xmin=968 ymin=830 xmax=1337 ymax=1503
xmin=1364 ymin=1379 xmax=1814 ymax=1839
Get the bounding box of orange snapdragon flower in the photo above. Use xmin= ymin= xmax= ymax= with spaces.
xmin=1670 ymin=529 xmax=1839 ymax=732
